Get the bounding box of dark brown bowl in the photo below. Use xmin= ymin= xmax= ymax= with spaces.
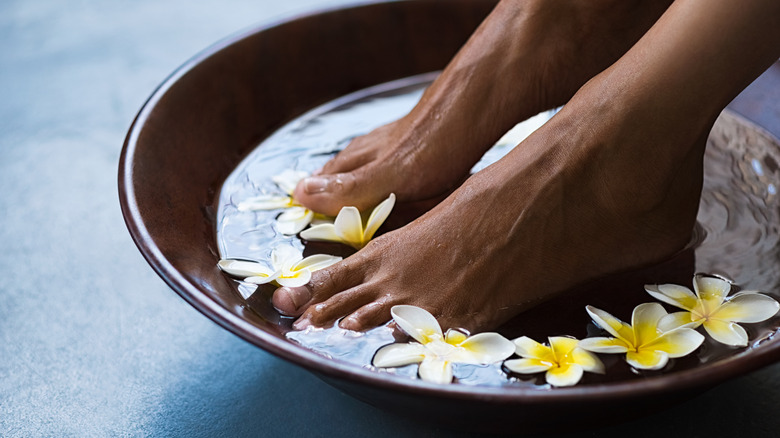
xmin=119 ymin=1 xmax=780 ymax=433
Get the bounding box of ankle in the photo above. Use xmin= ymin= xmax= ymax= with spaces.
xmin=548 ymin=78 xmax=707 ymax=229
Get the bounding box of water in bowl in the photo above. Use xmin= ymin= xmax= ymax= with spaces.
xmin=217 ymin=73 xmax=780 ymax=387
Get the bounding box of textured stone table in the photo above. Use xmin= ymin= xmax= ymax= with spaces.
xmin=1 ymin=0 xmax=779 ymax=436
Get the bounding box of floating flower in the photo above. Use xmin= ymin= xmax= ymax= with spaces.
xmin=300 ymin=193 xmax=396 ymax=249
xmin=646 ymin=274 xmax=779 ymax=346
xmin=504 ymin=336 xmax=604 ymax=387
xmin=218 ymin=245 xmax=341 ymax=288
xmin=372 ymin=305 xmax=515 ymax=384
xmin=237 ymin=170 xmax=315 ymax=235
xmin=579 ymin=303 xmax=704 ymax=370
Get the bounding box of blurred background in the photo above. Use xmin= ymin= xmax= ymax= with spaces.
xmin=1 ymin=0 xmax=779 ymax=436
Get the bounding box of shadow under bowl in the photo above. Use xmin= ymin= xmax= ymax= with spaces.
xmin=119 ymin=1 xmax=780 ymax=433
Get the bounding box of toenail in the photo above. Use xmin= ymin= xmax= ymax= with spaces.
xmin=272 ymin=286 xmax=311 ymax=315
xmin=293 ymin=317 xmax=311 ymax=330
xmin=282 ymin=286 xmax=311 ymax=310
xmin=340 ymin=315 xmax=359 ymax=330
xmin=303 ymin=176 xmax=330 ymax=194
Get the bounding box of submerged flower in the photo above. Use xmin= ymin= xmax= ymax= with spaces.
xmin=237 ymin=169 xmax=305 ymax=210
xmin=218 ymin=245 xmax=340 ymax=288
xmin=504 ymin=336 xmax=604 ymax=387
xmin=237 ymin=170 xmax=315 ymax=235
xmin=579 ymin=303 xmax=704 ymax=370
xmin=646 ymin=274 xmax=779 ymax=346
xmin=372 ymin=305 xmax=515 ymax=384
xmin=300 ymin=193 xmax=395 ymax=249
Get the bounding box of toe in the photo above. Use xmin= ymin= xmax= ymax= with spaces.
xmin=319 ymin=142 xmax=376 ymax=176
xmin=272 ymin=259 xmax=364 ymax=317
xmin=297 ymin=284 xmax=379 ymax=329
xmin=271 ymin=285 xmax=312 ymax=317
xmin=339 ymin=299 xmax=393 ymax=331
xmin=294 ymin=166 xmax=392 ymax=216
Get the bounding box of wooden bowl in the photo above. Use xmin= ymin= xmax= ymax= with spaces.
xmin=119 ymin=1 xmax=780 ymax=433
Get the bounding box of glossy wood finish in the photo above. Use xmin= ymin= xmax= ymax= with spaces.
xmin=119 ymin=1 xmax=780 ymax=433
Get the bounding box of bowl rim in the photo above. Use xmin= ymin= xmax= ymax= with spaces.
xmin=119 ymin=0 xmax=780 ymax=404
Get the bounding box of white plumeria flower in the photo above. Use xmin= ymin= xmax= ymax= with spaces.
xmin=372 ymin=305 xmax=515 ymax=384
xmin=300 ymin=193 xmax=395 ymax=249
xmin=218 ymin=245 xmax=341 ymax=288
xmin=504 ymin=336 xmax=604 ymax=387
xmin=579 ymin=303 xmax=704 ymax=370
xmin=237 ymin=170 xmax=315 ymax=235
xmin=646 ymin=274 xmax=779 ymax=347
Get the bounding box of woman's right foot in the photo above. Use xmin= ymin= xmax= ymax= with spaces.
xmin=295 ymin=0 xmax=673 ymax=216
xmin=274 ymin=62 xmax=713 ymax=333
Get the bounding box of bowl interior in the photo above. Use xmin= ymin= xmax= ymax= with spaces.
xmin=119 ymin=0 xmax=780 ymax=432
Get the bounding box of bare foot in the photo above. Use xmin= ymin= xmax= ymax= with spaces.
xmin=273 ymin=69 xmax=712 ymax=332
xmin=294 ymin=0 xmax=672 ymax=216
xmin=273 ymin=0 xmax=780 ymax=332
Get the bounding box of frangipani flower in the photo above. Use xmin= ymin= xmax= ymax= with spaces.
xmin=237 ymin=170 xmax=315 ymax=235
xmin=300 ymin=193 xmax=395 ymax=249
xmin=646 ymin=274 xmax=779 ymax=346
xmin=504 ymin=336 xmax=604 ymax=387
xmin=579 ymin=303 xmax=704 ymax=370
xmin=218 ymin=245 xmax=341 ymax=288
xmin=373 ymin=305 xmax=515 ymax=384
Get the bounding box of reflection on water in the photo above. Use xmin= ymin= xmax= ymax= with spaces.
xmin=217 ymin=74 xmax=780 ymax=387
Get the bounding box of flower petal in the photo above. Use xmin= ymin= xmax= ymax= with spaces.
xmin=310 ymin=214 xmax=334 ymax=226
xmin=693 ymin=275 xmax=731 ymax=304
xmin=645 ymin=283 xmax=698 ymax=311
xmin=276 ymin=207 xmax=314 ymax=235
xmin=276 ymin=269 xmax=312 ymax=288
xmin=391 ymin=305 xmax=443 ymax=344
xmin=658 ymin=311 xmax=700 ymax=332
xmin=546 ymin=363 xmax=584 ymax=387
xmin=333 ymin=206 xmax=365 ymax=248
xmin=713 ymin=292 xmax=780 ymax=323
xmin=548 ymin=337 xmax=579 ymax=362
xmin=703 ymin=319 xmax=749 ymax=346
xmin=586 ymin=305 xmax=634 ymax=342
xmin=570 ymin=347 xmax=605 ymax=374
xmin=504 ymin=358 xmax=552 ymax=374
xmin=373 ymin=343 xmax=427 ymax=368
xmin=450 ymin=333 xmax=515 ymax=364
xmin=271 ymin=246 xmax=302 ymax=271
xmin=218 ymin=259 xmax=274 ymax=278
xmin=631 ymin=303 xmax=668 ymax=347
xmin=300 ymin=223 xmax=341 ymax=242
xmin=643 ymin=327 xmax=704 ymax=357
xmin=512 ymin=336 xmax=551 ymax=360
xmin=237 ymin=195 xmax=292 ymax=211
xmin=444 ymin=329 xmax=468 ymax=346
xmin=363 ymin=193 xmax=396 ymax=242
xmin=578 ymin=337 xmax=630 ymax=354
xmin=418 ymin=356 xmax=453 ymax=384
xmin=271 ymin=169 xmax=308 ymax=195
xmin=244 ymin=271 xmax=281 ymax=285
xmin=626 ymin=349 xmax=669 ymax=370
xmin=292 ymin=254 xmax=342 ymax=272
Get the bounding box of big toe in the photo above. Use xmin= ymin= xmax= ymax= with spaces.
xmin=294 ymin=167 xmax=391 ymax=216
xmin=271 ymin=286 xmax=313 ymax=317
xmin=273 ymin=259 xmax=365 ymax=319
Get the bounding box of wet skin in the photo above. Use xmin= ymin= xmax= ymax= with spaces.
xmin=273 ymin=0 xmax=780 ymax=332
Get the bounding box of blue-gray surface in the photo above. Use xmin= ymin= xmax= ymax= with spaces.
xmin=1 ymin=0 xmax=779 ymax=436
